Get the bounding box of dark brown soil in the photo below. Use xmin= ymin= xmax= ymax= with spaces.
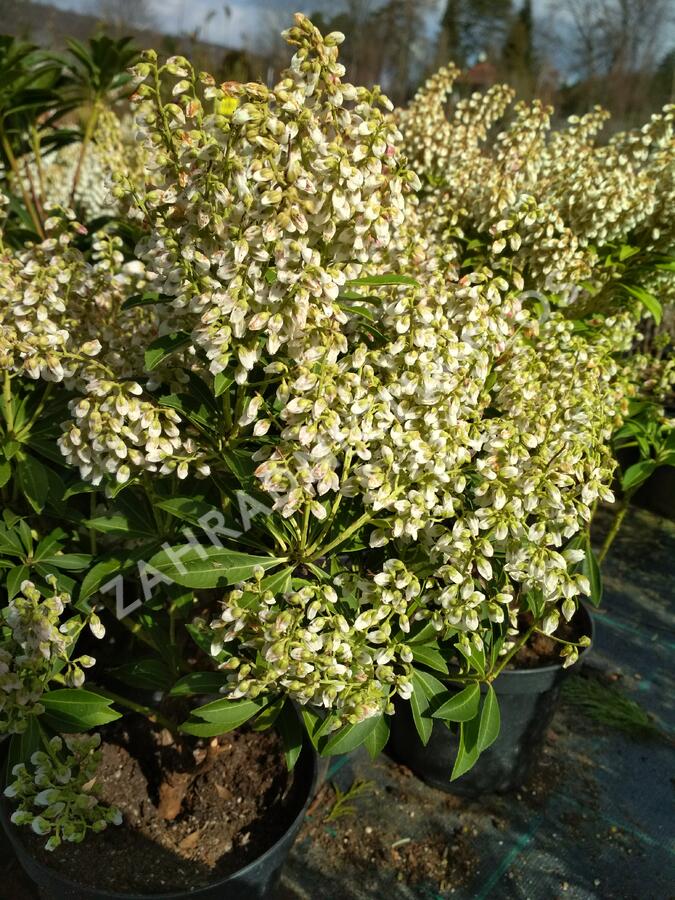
xmin=511 ymin=608 xmax=587 ymax=669
xmin=15 ymin=721 xmax=303 ymax=894
xmin=301 ymin=781 xmax=477 ymax=892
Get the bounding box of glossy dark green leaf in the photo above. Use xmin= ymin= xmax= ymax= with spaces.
xmin=411 ymin=643 xmax=449 ymax=675
xmin=410 ymin=669 xmax=445 ymax=746
xmin=37 ymin=553 xmax=92 ymax=571
xmin=621 ymin=284 xmax=662 ymax=325
xmin=0 ymin=458 xmax=11 ymax=488
xmin=320 ymin=713 xmax=381 ymax=756
xmin=111 ymin=658 xmax=174 ymax=692
xmin=41 ymin=688 xmax=121 ymax=732
xmin=83 ymin=513 xmax=154 ymax=539
xmin=276 ymin=702 xmax=304 ymax=770
xmin=432 ymin=683 xmax=481 ymax=722
xmin=346 ymin=274 xmax=418 ymax=287
xmin=170 ymin=672 xmax=231 ymax=696
xmin=583 ymin=536 xmax=603 ymax=607
xmin=300 ymin=707 xmax=324 ymax=750
xmin=6 ymin=716 xmax=42 ymax=779
xmin=7 ymin=564 xmax=29 ymax=600
xmin=364 ymin=713 xmax=390 ymax=760
xmin=450 ymin=715 xmax=481 ymax=781
xmin=181 ymin=697 xmax=264 ymax=736
xmin=477 ymin=685 xmax=500 ymax=753
xmin=146 ymin=545 xmax=286 ymax=589
xmin=622 ymin=459 xmax=657 ymax=492
xmin=17 ymin=454 xmax=49 ymax=512
xmin=213 ymin=372 xmax=233 ymax=397
xmin=144 ymin=331 xmax=191 ymax=371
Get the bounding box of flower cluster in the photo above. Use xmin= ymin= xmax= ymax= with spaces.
xmin=398 ymin=66 xmax=675 ymax=304
xmin=13 ymin=107 xmax=144 ymax=220
xmin=0 ymin=579 xmax=100 ymax=735
xmin=0 ymin=215 xmax=149 ymax=384
xmin=2 ymin=15 xmax=668 ymax=764
xmin=5 ymin=734 xmax=121 ymax=851
xmin=123 ymin=14 xmax=418 ymax=384
xmin=58 ymin=378 xmax=210 ymax=485
xmin=210 ymin=563 xmax=421 ymax=725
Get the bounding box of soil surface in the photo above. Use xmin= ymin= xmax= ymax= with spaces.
xmin=511 ymin=607 xmax=586 ymax=669
xmin=15 ymin=721 xmax=303 ymax=894
xmin=301 ymin=774 xmax=477 ymax=893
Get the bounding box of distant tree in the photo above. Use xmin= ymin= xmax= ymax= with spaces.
xmin=372 ymin=0 xmax=435 ymax=103
xmin=501 ymin=0 xmax=536 ymax=95
xmin=559 ymin=0 xmax=674 ymax=122
xmin=95 ymin=0 xmax=155 ymax=35
xmin=651 ymin=47 xmax=675 ymax=107
xmin=436 ymin=0 xmax=513 ymax=67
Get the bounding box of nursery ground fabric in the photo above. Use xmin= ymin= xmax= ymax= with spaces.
xmin=1 ymin=505 xmax=673 ymax=900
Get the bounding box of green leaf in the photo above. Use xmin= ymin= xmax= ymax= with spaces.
xmin=170 ymin=672 xmax=230 ymax=696
xmin=251 ymin=696 xmax=284 ymax=731
xmin=477 ymin=685 xmax=500 ymax=752
xmin=583 ymin=536 xmax=603 ymax=607
xmin=432 ymin=684 xmax=481 ymax=722
xmin=213 ymin=372 xmax=233 ymax=397
xmin=410 ymin=669 xmax=445 ymax=746
xmin=0 ymin=458 xmax=11 ymax=489
xmin=144 ymin=331 xmax=191 ymax=371
xmin=300 ymin=707 xmax=324 ymax=750
xmin=450 ymin=715 xmax=481 ymax=781
xmin=222 ymin=448 xmax=255 ymax=485
xmin=337 ymin=300 xmax=377 ymax=322
xmin=63 ymin=480 xmax=98 ymax=499
xmin=17 ymin=454 xmax=49 ymax=512
xmin=6 ymin=716 xmax=42 ymax=779
xmin=83 ymin=513 xmax=154 ymax=538
xmin=259 ymin=566 xmax=293 ymax=596
xmin=111 ymin=658 xmax=174 ymax=692
xmin=411 ymin=643 xmax=449 ymax=675
xmin=621 ymin=284 xmax=662 ymax=325
xmin=320 ymin=713 xmax=381 ymax=756
xmin=7 ymin=564 xmax=29 ymax=600
xmin=145 ymin=545 xmax=286 ymax=589
xmin=158 ymin=392 xmax=215 ymax=432
xmin=181 ymin=697 xmax=264 ymax=736
xmin=364 ymin=713 xmax=390 ymax=760
xmin=36 ymin=553 xmax=92 ymax=571
xmin=156 ymin=496 xmax=224 ymax=527
xmin=618 ymin=244 xmax=639 ymax=261
xmin=40 ymin=689 xmax=121 ymax=732
xmin=78 ymin=545 xmax=155 ymax=603
xmin=622 ymin=459 xmax=657 ymax=492
xmin=277 ymin=702 xmax=303 ymax=770
xmin=346 ymin=274 xmax=418 ymax=287
xmin=121 ymin=291 xmax=167 ymax=310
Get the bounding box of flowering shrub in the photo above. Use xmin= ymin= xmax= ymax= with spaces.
xmin=0 ymin=14 xmax=672 ymax=853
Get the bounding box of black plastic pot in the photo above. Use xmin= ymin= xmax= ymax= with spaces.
xmin=388 ymin=605 xmax=594 ymax=796
xmin=1 ymin=737 xmax=317 ymax=900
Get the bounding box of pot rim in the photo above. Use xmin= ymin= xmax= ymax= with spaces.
xmin=1 ymin=736 xmax=318 ymax=900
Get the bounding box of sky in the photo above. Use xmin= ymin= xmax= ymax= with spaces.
xmin=36 ymin=0 xmax=675 ymax=74
xmin=48 ymin=0 xmax=339 ymax=47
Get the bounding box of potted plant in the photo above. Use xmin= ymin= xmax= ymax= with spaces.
xmin=0 ymin=15 xmax=422 ymax=897
xmin=397 ymin=64 xmax=675 ymax=562
xmin=375 ymin=64 xmax=674 ymax=792
xmin=0 ymin=20 xmax=649 ymax=900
